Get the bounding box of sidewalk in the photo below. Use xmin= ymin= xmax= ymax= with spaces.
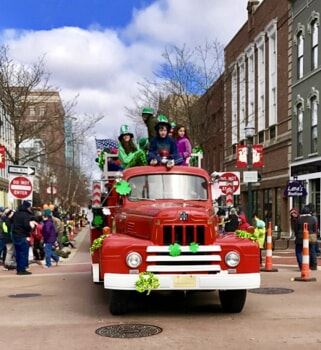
xmin=0 ymin=226 xmax=91 ymax=277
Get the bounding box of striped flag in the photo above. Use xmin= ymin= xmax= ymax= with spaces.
xmin=95 ymin=138 xmax=118 ymax=152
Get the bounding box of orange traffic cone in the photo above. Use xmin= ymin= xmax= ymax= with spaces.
xmin=294 ymin=223 xmax=316 ymax=282
xmin=261 ymin=221 xmax=278 ymax=272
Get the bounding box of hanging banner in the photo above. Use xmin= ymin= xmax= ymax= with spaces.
xmin=252 ymin=144 xmax=264 ymax=168
xmin=236 ymin=145 xmax=247 ymax=168
xmin=236 ymin=144 xmax=264 ymax=168
xmin=0 ymin=145 xmax=5 ymax=169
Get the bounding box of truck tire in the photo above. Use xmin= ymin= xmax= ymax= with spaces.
xmin=109 ymin=290 xmax=129 ymax=315
xmin=219 ymin=289 xmax=247 ymax=313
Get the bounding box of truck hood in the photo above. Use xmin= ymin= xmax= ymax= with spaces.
xmin=125 ymin=201 xmax=211 ymax=221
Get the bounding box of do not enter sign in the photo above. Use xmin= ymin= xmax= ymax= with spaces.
xmin=218 ymin=172 xmax=240 ymax=195
xmin=9 ymin=176 xmax=33 ymax=200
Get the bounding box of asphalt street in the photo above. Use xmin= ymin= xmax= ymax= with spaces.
xmin=1 ymin=228 xmax=321 ymax=350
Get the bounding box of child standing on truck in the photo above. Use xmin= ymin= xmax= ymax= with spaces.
xmin=148 ymin=115 xmax=183 ymax=168
xmin=174 ymin=125 xmax=192 ymax=165
xmin=118 ymin=125 xmax=147 ymax=168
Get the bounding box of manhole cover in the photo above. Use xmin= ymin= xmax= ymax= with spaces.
xmin=95 ymin=324 xmax=163 ymax=338
xmin=249 ymin=288 xmax=294 ymax=295
xmin=8 ymin=293 xmax=42 ymax=298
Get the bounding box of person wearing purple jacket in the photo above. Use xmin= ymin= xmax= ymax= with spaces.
xmin=42 ymin=209 xmax=59 ymax=268
xmin=174 ymin=125 xmax=192 ymax=165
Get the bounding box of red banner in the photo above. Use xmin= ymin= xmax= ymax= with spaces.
xmin=252 ymin=144 xmax=264 ymax=168
xmin=0 ymin=145 xmax=5 ymax=169
xmin=236 ymin=145 xmax=247 ymax=168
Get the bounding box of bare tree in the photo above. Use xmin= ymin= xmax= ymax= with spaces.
xmin=128 ymin=40 xmax=224 ymax=141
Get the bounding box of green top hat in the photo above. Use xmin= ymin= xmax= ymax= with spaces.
xmin=118 ymin=124 xmax=134 ymax=141
xmin=155 ymin=114 xmax=171 ymax=132
xmin=142 ymin=107 xmax=154 ymax=116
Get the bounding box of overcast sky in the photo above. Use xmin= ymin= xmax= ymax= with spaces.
xmin=0 ymin=0 xmax=249 ymax=172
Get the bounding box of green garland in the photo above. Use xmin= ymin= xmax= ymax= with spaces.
xmin=235 ymin=230 xmax=258 ymax=242
xmin=135 ymin=272 xmax=160 ymax=295
xmin=90 ymin=233 xmax=109 ymax=254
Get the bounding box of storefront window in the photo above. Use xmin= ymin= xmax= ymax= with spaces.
xmin=263 ymin=189 xmax=272 ymax=226
xmin=310 ymin=179 xmax=320 ymax=225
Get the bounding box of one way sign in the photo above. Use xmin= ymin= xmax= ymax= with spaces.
xmin=8 ymin=165 xmax=36 ymax=176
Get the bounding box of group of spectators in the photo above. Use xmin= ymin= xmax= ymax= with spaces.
xmin=217 ymin=207 xmax=266 ymax=264
xmin=0 ymin=201 xmax=75 ymax=275
xmin=290 ymin=204 xmax=319 ymax=271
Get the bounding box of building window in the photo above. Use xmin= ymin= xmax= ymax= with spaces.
xmin=311 ymin=97 xmax=318 ymax=153
xmin=258 ymin=130 xmax=264 ymax=143
xmin=247 ymin=46 xmax=255 ymax=129
xmin=238 ymin=59 xmax=246 ymax=141
xmin=297 ymin=31 xmax=304 ymax=78
xmin=231 ymin=67 xmax=238 ymax=145
xmin=312 ymin=20 xmax=318 ymax=70
xmin=297 ymin=104 xmax=303 ymax=157
xmin=267 ymin=22 xmax=277 ymax=127
xmin=256 ymin=33 xmax=265 ymax=133
xmin=269 ymin=125 xmax=276 ymax=140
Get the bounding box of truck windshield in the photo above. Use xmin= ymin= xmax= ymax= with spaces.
xmin=128 ymin=174 xmax=208 ymax=201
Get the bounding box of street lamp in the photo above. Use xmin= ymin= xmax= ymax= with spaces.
xmin=245 ymin=125 xmax=255 ymax=222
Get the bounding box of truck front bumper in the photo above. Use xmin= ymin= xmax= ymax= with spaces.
xmin=104 ymin=272 xmax=260 ymax=290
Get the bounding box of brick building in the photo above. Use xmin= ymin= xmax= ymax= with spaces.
xmin=290 ymin=0 xmax=321 ymax=224
xmin=191 ymin=75 xmax=224 ymax=173
xmin=223 ymin=0 xmax=292 ymax=231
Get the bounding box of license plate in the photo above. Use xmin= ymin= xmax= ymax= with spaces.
xmin=173 ymin=275 xmax=196 ymax=288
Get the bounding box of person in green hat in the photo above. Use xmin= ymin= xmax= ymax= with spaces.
xmin=148 ymin=115 xmax=183 ymax=168
xmin=118 ymin=125 xmax=147 ymax=168
xmin=142 ymin=107 xmax=157 ymax=141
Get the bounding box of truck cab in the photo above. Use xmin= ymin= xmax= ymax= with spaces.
xmin=91 ymin=165 xmax=260 ymax=315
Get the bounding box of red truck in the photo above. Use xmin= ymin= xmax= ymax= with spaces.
xmin=91 ymin=165 xmax=260 ymax=315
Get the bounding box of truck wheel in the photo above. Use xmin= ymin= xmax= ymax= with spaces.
xmin=109 ymin=290 xmax=129 ymax=315
xmin=219 ymin=289 xmax=247 ymax=313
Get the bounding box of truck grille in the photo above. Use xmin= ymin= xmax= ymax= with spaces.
xmin=146 ymin=245 xmax=222 ymax=273
xmin=162 ymin=225 xmax=205 ymax=245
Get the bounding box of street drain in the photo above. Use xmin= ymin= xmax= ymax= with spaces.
xmin=8 ymin=293 xmax=42 ymax=298
xmin=249 ymin=288 xmax=294 ymax=295
xmin=95 ymin=324 xmax=163 ymax=338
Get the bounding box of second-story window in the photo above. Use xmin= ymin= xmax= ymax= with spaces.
xmin=312 ymin=20 xmax=318 ymax=70
xmin=297 ymin=32 xmax=304 ymax=79
xmin=311 ymin=97 xmax=318 ymax=153
xmin=297 ymin=104 xmax=303 ymax=157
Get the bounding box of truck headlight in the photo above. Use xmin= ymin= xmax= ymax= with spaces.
xmin=126 ymin=252 xmax=142 ymax=268
xmin=225 ymin=251 xmax=240 ymax=267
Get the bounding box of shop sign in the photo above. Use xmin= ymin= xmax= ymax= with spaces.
xmin=284 ymin=180 xmax=307 ymax=197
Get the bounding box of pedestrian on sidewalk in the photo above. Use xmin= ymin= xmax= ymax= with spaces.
xmin=0 ymin=207 xmax=6 ymax=266
xmin=42 ymin=209 xmax=59 ymax=268
xmin=2 ymin=208 xmax=16 ymax=270
xmin=12 ymin=201 xmax=36 ymax=275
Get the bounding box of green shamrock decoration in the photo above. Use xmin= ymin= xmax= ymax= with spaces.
xmin=169 ymin=243 xmax=181 ymax=257
xmin=114 ymin=180 xmax=131 ymax=195
xmin=189 ymin=242 xmax=199 ymax=253
xmin=135 ymin=272 xmax=160 ymax=295
xmin=92 ymin=215 xmax=103 ymax=227
xmin=95 ymin=151 xmax=106 ymax=170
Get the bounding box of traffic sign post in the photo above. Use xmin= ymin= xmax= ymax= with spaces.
xmin=9 ymin=175 xmax=33 ymax=201
xmin=8 ymin=165 xmax=36 ymax=176
xmin=218 ymin=172 xmax=240 ymax=195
